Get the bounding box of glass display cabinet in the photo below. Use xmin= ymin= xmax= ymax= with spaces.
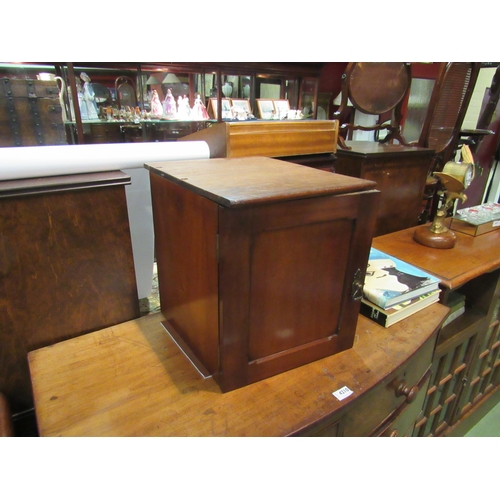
xmin=1 ymin=62 xmax=323 ymax=146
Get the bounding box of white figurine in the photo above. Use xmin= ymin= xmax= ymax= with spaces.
xmin=150 ymin=90 xmax=163 ymax=117
xmin=177 ymin=95 xmax=189 ymax=120
xmin=80 ymin=72 xmax=99 ymax=120
xmin=191 ymin=93 xmax=210 ymax=120
xmin=163 ymin=88 xmax=176 ymax=118
xmin=177 ymin=94 xmax=190 ymax=119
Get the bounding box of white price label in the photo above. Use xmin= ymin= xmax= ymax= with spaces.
xmin=332 ymin=385 xmax=353 ymax=401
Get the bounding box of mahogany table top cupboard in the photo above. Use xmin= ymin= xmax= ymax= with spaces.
xmin=28 ymin=304 xmax=448 ymax=437
xmin=374 ymin=223 xmax=500 ymax=436
xmin=146 ymin=157 xmax=380 ymax=393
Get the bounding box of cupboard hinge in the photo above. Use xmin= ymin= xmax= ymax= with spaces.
xmin=351 ymin=268 xmax=364 ymax=301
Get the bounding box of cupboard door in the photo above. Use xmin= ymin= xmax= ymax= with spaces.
xmin=218 ymin=189 xmax=379 ymax=392
xmin=455 ymin=287 xmax=500 ymax=420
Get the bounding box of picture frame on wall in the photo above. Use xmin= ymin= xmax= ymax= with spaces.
xmin=256 ymin=99 xmax=275 ymax=119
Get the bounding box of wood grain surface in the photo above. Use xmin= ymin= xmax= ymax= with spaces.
xmin=28 ymin=304 xmax=448 ymax=437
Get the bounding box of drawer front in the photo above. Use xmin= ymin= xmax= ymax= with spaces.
xmin=342 ymin=334 xmax=435 ymax=437
xmin=378 ymin=369 xmax=432 ymax=436
xmin=294 ymin=417 xmax=343 ymax=437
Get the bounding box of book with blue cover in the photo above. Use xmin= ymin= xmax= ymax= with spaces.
xmin=363 ymin=248 xmax=441 ymax=309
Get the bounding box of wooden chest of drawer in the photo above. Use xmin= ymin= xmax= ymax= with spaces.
xmin=0 ymin=78 xmax=66 ymax=147
xmin=147 ymin=157 xmax=380 ymax=393
xmin=341 ymin=331 xmax=435 ymax=436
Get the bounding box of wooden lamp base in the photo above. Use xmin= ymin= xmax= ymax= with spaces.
xmin=413 ymin=224 xmax=457 ymax=249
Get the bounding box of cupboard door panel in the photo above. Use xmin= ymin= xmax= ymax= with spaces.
xmin=218 ymin=189 xmax=379 ymax=391
xmin=248 ymin=218 xmax=352 ymax=360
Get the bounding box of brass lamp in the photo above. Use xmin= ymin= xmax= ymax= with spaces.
xmin=414 ymin=147 xmax=475 ymax=249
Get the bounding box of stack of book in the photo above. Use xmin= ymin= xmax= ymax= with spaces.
xmin=360 ymin=248 xmax=441 ymax=328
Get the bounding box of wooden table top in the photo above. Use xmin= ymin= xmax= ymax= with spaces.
xmin=373 ymin=223 xmax=500 ymax=290
xmin=28 ymin=305 xmax=448 ymax=437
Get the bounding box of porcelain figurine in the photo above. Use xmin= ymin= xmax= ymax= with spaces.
xmin=191 ymin=93 xmax=210 ymax=120
xmin=80 ymin=72 xmax=99 ymax=120
xmin=72 ymin=79 xmax=88 ymax=120
xmin=177 ymin=94 xmax=190 ymax=119
xmin=150 ymin=90 xmax=163 ymax=117
xmin=163 ymin=88 xmax=176 ymax=118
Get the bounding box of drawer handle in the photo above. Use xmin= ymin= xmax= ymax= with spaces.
xmin=395 ymin=381 xmax=419 ymax=403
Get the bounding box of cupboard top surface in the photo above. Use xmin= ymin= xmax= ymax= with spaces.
xmin=374 ymin=223 xmax=500 ymax=289
xmin=339 ymin=141 xmax=435 ymax=157
xmin=145 ymin=156 xmax=376 ymax=207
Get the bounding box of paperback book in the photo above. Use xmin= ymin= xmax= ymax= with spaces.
xmin=360 ymin=290 xmax=441 ymax=328
xmin=441 ymin=290 xmax=466 ymax=327
xmin=363 ymin=248 xmax=440 ymax=309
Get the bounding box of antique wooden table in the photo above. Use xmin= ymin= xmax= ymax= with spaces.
xmin=28 ymin=304 xmax=448 ymax=437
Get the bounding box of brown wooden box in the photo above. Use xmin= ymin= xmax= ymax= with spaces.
xmin=147 ymin=156 xmax=380 ymax=392
xmin=0 ymin=78 xmax=67 ymax=147
xmin=450 ymin=217 xmax=500 ymax=236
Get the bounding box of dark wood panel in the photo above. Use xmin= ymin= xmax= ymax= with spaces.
xmin=150 ymin=173 xmax=219 ymax=375
xmin=248 ymin=219 xmax=351 ymax=360
xmin=217 ymin=188 xmax=381 ymax=391
xmin=0 ymin=179 xmax=139 ymax=413
xmin=335 ymin=142 xmax=435 ymax=236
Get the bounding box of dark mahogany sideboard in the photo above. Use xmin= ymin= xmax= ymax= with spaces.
xmin=374 ymin=223 xmax=500 ymax=436
xmin=0 ymin=171 xmax=140 ymax=416
xmin=334 ymin=141 xmax=435 ymax=236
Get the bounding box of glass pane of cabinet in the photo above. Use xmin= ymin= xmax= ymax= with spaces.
xmin=221 ymin=74 xmax=252 ymax=99
xmin=299 ymin=77 xmax=319 ymax=119
xmin=0 ymin=62 xmax=323 ymax=145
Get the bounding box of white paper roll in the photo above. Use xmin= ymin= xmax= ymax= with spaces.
xmin=0 ymin=141 xmax=210 ymax=180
